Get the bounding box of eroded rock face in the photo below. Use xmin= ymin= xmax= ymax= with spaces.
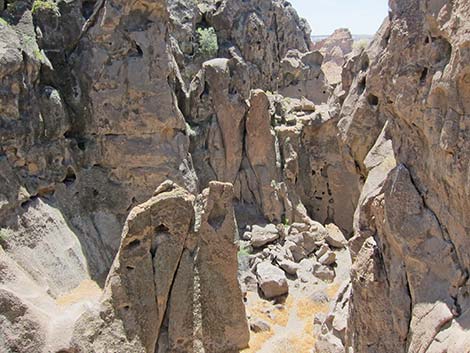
xmin=313 ymin=28 xmax=354 ymax=84
xmin=332 ymin=1 xmax=470 ymax=352
xmin=2 ymin=0 xmax=470 ymax=351
xmin=73 ymin=181 xmax=249 ymax=353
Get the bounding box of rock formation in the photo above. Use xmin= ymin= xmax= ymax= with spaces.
xmin=317 ymin=1 xmax=470 ymax=352
xmin=1 ymin=0 xmax=470 ymax=352
xmin=71 ymin=181 xmax=249 ymax=353
xmin=313 ymin=28 xmax=354 ymax=84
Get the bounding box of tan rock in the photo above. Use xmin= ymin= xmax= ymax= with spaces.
xmin=325 ymin=223 xmax=347 ymax=248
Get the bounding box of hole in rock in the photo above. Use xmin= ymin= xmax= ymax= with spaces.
xmin=127 ymin=239 xmax=141 ymax=250
xmin=77 ymin=140 xmax=86 ymax=151
xmin=82 ymin=0 xmax=96 ymax=20
xmin=21 ymin=196 xmax=39 ymax=209
xmin=63 ymin=167 xmax=77 ymax=187
xmin=361 ymin=56 xmax=370 ymax=71
xmin=208 ymin=201 xmax=226 ymax=230
xmin=129 ymin=42 xmax=143 ymax=58
xmin=358 ymin=77 xmax=366 ymax=95
xmin=420 ymin=67 xmax=428 ymax=84
xmin=367 ymin=94 xmax=379 ymax=106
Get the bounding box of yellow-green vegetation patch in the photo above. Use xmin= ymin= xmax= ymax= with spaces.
xmin=32 ymin=0 xmax=59 ymax=14
xmin=238 ymin=244 xmax=252 ymax=257
xmin=33 ymin=48 xmax=46 ymax=62
xmin=0 ymin=18 xmax=8 ymax=26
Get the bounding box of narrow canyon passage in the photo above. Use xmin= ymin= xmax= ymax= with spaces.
xmin=1 ymin=0 xmax=470 ymax=353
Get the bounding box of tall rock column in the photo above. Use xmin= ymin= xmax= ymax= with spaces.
xmin=245 ymin=90 xmax=283 ymax=222
xmin=72 ymin=181 xmax=249 ymax=353
xmin=166 ymin=182 xmax=250 ymax=353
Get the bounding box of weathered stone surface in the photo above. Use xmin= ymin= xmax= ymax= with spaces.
xmin=70 ymin=181 xmax=249 ymax=353
xmin=249 ymin=224 xmax=280 ymax=248
xmin=194 ymin=182 xmax=250 ymax=352
xmin=256 ymin=261 xmax=289 ymax=299
xmin=245 ymin=90 xmax=283 ymax=221
xmin=313 ymin=28 xmax=354 ymax=84
xmin=0 ymin=288 xmax=46 ymax=353
xmin=3 ymin=0 xmax=470 ymax=352
xmin=324 ymin=223 xmax=347 ymax=248
xmin=341 ymin=1 xmax=470 ymax=351
xmin=73 ymin=182 xmax=195 ymax=352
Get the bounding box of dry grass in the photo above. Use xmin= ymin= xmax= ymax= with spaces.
xmin=241 ymin=292 xmax=291 ymax=353
xmin=243 ymin=280 xmax=343 ymax=352
xmin=56 ymin=279 xmax=102 ymax=307
xmin=269 ymin=323 xmax=316 ymax=353
xmin=326 ymin=282 xmax=340 ymax=298
xmin=296 ymin=297 xmax=329 ymax=320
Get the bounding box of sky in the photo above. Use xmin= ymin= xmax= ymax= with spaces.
xmin=288 ymin=0 xmax=390 ymax=35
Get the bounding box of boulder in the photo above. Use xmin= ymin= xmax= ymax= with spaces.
xmin=256 ymin=262 xmax=289 ymax=298
xmin=250 ymin=224 xmax=280 ymax=248
xmin=250 ymin=318 xmax=271 ymax=333
xmin=297 ymin=259 xmax=317 ymax=283
xmin=278 ymin=258 xmax=300 ymax=276
xmin=319 ymin=251 xmax=337 ymax=266
xmin=316 ymin=243 xmax=330 ymax=258
xmin=325 ymin=224 xmax=347 ymax=248
xmin=314 ymin=263 xmax=335 ymax=282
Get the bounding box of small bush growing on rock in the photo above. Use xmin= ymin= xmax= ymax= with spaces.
xmin=237 ymin=245 xmax=252 ymax=257
xmin=196 ymin=27 xmax=218 ymax=58
xmin=32 ymin=0 xmax=59 ymax=14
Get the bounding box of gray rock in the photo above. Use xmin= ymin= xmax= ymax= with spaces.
xmin=250 ymin=224 xmax=280 ymax=248
xmin=256 ymin=262 xmax=289 ymax=299
xmin=314 ymin=263 xmax=335 ymax=282
xmin=278 ymin=259 xmax=300 ymax=276
xmin=250 ymin=318 xmax=271 ymax=333
xmin=316 ymin=243 xmax=330 ymax=258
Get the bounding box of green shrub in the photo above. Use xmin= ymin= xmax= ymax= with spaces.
xmin=282 ymin=217 xmax=290 ymax=227
xmin=196 ymin=27 xmax=218 ymax=59
xmin=237 ymin=245 xmax=252 ymax=257
xmin=32 ymin=0 xmax=59 ymax=14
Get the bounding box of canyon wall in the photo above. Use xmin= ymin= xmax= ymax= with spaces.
xmin=318 ymin=1 xmax=470 ymax=352
xmin=0 ymin=0 xmax=470 ymax=352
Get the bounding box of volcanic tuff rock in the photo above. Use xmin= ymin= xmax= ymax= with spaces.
xmin=318 ymin=1 xmax=470 ymax=352
xmin=312 ymin=28 xmax=354 ymax=85
xmin=2 ymin=0 xmax=470 ymax=352
xmin=72 ymin=181 xmax=249 ymax=353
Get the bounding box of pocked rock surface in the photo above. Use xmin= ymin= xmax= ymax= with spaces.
xmin=1 ymin=0 xmax=470 ymax=352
